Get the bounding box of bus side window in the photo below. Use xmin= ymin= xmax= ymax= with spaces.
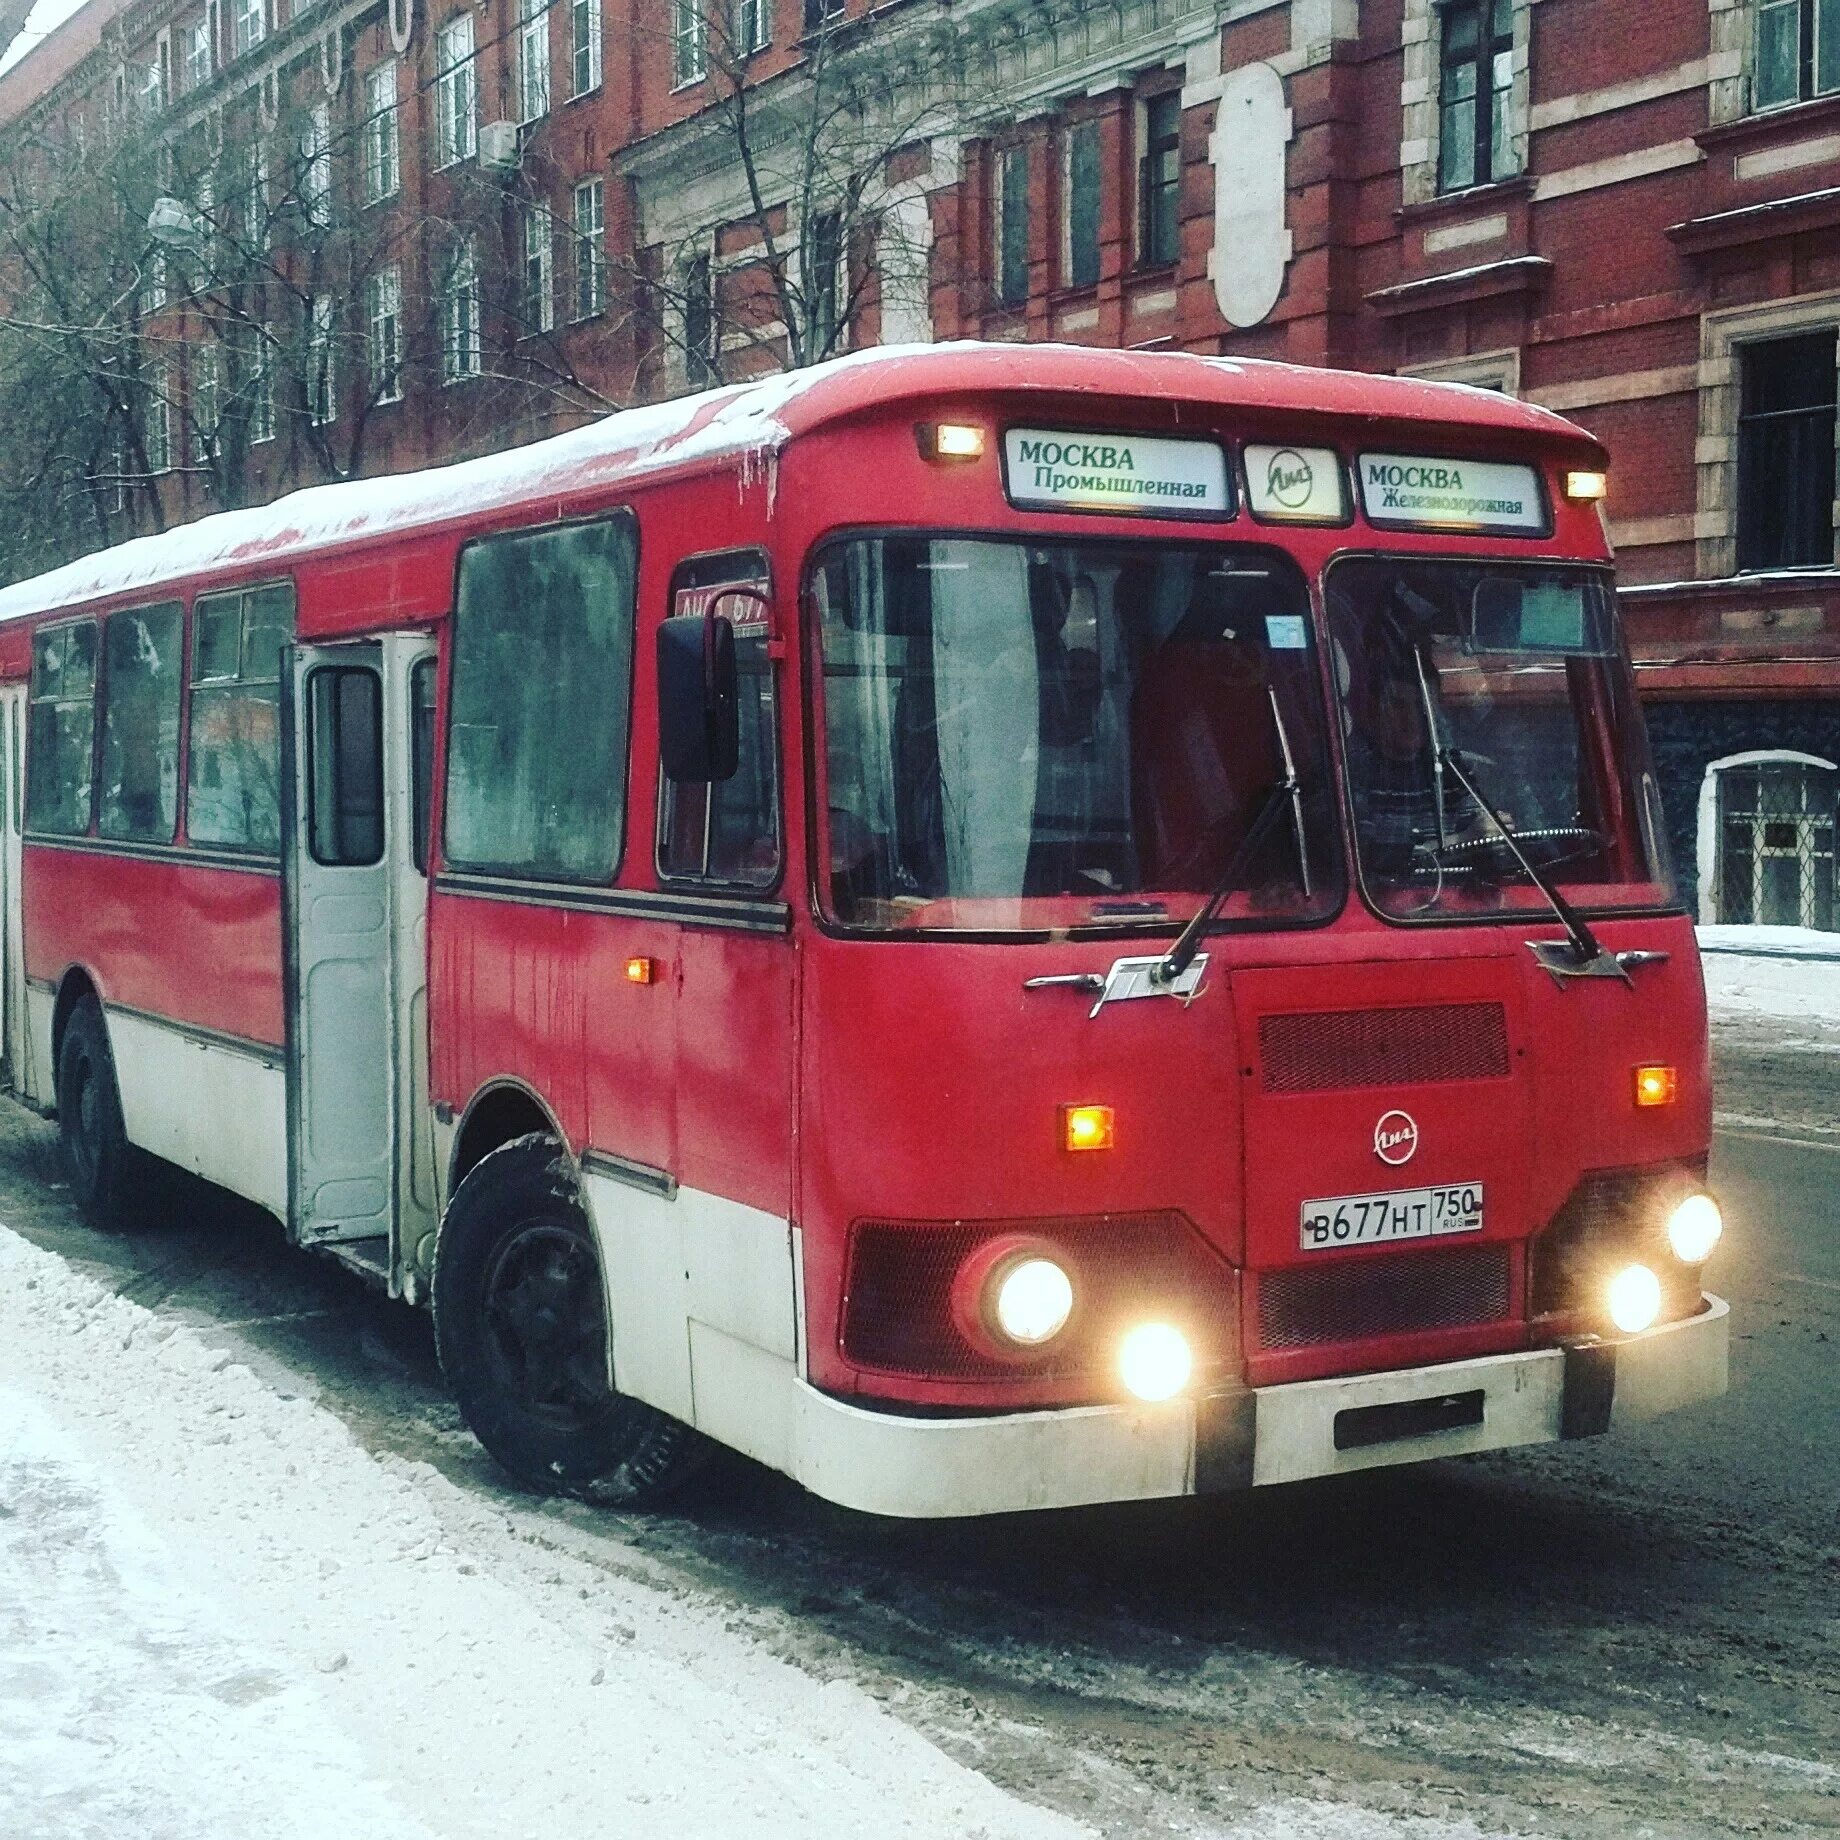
xmin=99 ymin=601 xmax=183 ymax=843
xmin=657 ymin=550 xmax=779 ymax=889
xmin=411 ymin=657 xmax=437 ymax=874
xmin=187 ymin=581 xmax=296 ymax=854
xmin=445 ymin=514 xmax=637 ymax=884
xmin=26 ymin=620 xmax=99 ymax=836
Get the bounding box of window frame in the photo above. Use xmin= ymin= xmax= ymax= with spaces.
xmin=184 ymin=579 xmax=295 ymax=857
xmin=1735 ymin=328 xmax=1840 ymax=572
xmin=570 ymin=0 xmax=602 ymax=96
xmin=517 ymin=0 xmax=550 ymax=124
xmin=1136 ymin=91 xmax=1181 ymax=271
xmin=1754 ymin=0 xmax=1840 ymax=109
xmin=571 ymin=178 xmax=605 ymax=321
xmin=436 ymin=14 xmax=478 ymax=167
xmin=367 ymin=265 xmax=404 ymax=404
xmin=655 ymin=547 xmax=783 ymax=891
xmin=441 ymin=240 xmax=482 ymax=382
xmin=441 ymin=510 xmax=640 ymax=887
xmin=363 ymin=61 xmax=400 ymax=204
xmin=25 ymin=618 xmax=101 ymax=839
xmin=1062 ymin=115 xmax=1102 ymax=291
xmin=673 ymin=0 xmax=707 ymax=86
xmin=993 ymin=140 xmax=1030 ymax=308
xmin=1437 ymin=0 xmax=1518 ymax=194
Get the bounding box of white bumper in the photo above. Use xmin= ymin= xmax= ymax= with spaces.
xmin=787 ymin=1296 xmax=1730 ymax=1519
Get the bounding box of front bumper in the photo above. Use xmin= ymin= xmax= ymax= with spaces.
xmin=787 ymin=1295 xmax=1729 ymax=1519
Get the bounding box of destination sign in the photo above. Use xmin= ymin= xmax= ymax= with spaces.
xmin=1003 ymin=429 xmax=1231 ymax=517
xmin=1358 ymin=453 xmax=1547 ymax=534
xmin=1244 ymin=444 xmax=1348 ymax=522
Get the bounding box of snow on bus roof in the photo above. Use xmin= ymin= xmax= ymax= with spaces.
xmin=0 ymin=340 xmax=1589 ymax=625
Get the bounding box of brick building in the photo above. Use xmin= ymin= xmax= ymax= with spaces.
xmin=0 ymin=0 xmax=1836 ymax=925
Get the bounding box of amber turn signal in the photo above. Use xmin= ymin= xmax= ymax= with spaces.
xmin=1062 ymin=1104 xmax=1115 ymax=1152
xmin=1633 ymin=1064 xmax=1677 ymax=1108
xmin=625 ymin=956 xmax=655 ymax=985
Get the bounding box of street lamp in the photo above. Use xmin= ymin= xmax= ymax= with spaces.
xmin=146 ymin=196 xmax=205 ymax=250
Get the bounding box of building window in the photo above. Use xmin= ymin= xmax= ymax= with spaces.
xmin=436 ymin=15 xmax=477 ymax=166
xmin=524 ymin=207 xmax=555 ymax=333
xmin=183 ymin=14 xmax=213 ymax=92
xmin=518 ymin=0 xmax=549 ymax=122
xmin=367 ymin=267 xmax=402 ymax=402
xmin=1137 ymin=93 xmax=1180 ymax=269
xmin=189 ymin=343 xmax=220 ymax=463
xmin=684 ymin=252 xmax=716 ymax=386
xmin=301 ymin=99 xmax=332 ymax=227
xmin=140 ymin=252 xmax=168 ymax=318
xmin=245 ymin=140 xmax=269 ymax=249
xmin=804 ymin=0 xmax=842 ymax=29
xmin=674 ymin=0 xmax=706 ymax=84
xmin=1439 ymin=0 xmax=1518 ymax=192
xmin=735 ymin=0 xmax=770 ymax=52
xmin=1716 ymin=759 xmax=1837 ymax=929
xmin=363 ymin=63 xmax=400 ymax=203
xmin=247 ymin=330 xmax=275 ymax=443
xmin=808 ymin=208 xmax=842 ymax=355
xmin=994 ymin=142 xmax=1029 ymax=308
xmin=1755 ymin=0 xmax=1840 ymax=109
xmin=571 ymin=0 xmax=602 ymax=95
xmin=1063 ymin=117 xmax=1101 ymax=290
xmin=308 ymin=294 xmax=336 ymax=425
xmin=442 ymin=240 xmax=482 ymax=380
xmin=1737 ymin=331 xmax=1838 ymax=571
xmin=230 ymin=0 xmax=263 ymax=59
xmin=571 ymin=178 xmax=605 ymax=318
xmin=144 ymin=380 xmax=171 ymax=473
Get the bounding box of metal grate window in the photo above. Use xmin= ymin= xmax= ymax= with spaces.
xmin=1716 ymin=759 xmax=1837 ymax=930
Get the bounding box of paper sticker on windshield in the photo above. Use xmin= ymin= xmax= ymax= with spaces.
xmin=1245 ymin=445 xmax=1348 ymax=523
xmin=1358 ymin=454 xmax=1548 ymax=534
xmin=1266 ymin=615 xmax=1308 ymax=650
xmin=1003 ymin=429 xmax=1231 ymax=518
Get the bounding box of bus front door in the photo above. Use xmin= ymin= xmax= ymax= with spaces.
xmin=281 ymin=641 xmax=416 ymax=1269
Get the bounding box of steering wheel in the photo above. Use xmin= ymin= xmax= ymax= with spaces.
xmin=1438 ymin=825 xmax=1607 ymax=875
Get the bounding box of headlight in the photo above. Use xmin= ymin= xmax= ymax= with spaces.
xmin=1119 ymin=1323 xmax=1192 ymax=1402
xmin=1607 ymin=1264 xmax=1662 ymax=1335
xmin=990 ymin=1257 xmax=1074 ymax=1347
xmin=1665 ymin=1193 xmax=1722 ymax=1265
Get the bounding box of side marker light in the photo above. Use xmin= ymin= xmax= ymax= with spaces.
xmin=1633 ymin=1064 xmax=1678 ymax=1108
xmin=625 ymin=957 xmax=655 ymax=985
xmin=1062 ymin=1104 xmax=1115 ymax=1152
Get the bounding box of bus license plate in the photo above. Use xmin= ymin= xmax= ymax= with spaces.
xmin=1299 ymin=1183 xmax=1484 ymax=1251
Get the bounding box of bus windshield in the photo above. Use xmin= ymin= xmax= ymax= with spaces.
xmin=1325 ymin=557 xmax=1675 ymax=922
xmin=813 ymin=534 xmax=1342 ymax=934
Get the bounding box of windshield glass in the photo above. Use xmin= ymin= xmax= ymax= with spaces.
xmin=812 ymin=535 xmax=1342 ymax=934
xmin=1325 ymin=557 xmax=1674 ymax=921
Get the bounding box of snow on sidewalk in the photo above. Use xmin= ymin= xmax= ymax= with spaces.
xmin=1697 ymin=925 xmax=1840 ymax=1034
xmin=0 ymin=1225 xmax=1088 ymax=1840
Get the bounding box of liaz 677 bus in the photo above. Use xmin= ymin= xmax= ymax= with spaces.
xmin=0 ymin=344 xmax=1728 ymax=1516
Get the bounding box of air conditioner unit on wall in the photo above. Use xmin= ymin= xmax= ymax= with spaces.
xmin=479 ymin=121 xmax=520 ymax=173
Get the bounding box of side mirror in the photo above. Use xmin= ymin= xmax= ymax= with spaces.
xmin=658 ymin=613 xmax=739 ymax=782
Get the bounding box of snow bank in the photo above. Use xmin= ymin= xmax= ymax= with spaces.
xmin=1697 ymin=926 xmax=1840 ymax=1031
xmin=0 ymin=1225 xmax=1087 ymax=1840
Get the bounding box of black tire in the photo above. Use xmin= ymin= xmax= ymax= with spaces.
xmin=55 ymin=994 xmax=139 ymax=1227
xmin=432 ymin=1133 xmax=706 ymax=1506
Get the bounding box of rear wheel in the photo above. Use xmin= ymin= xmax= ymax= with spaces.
xmin=55 ymin=994 xmax=137 ymax=1227
xmin=432 ymin=1134 xmax=705 ymax=1505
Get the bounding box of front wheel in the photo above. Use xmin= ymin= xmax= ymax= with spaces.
xmin=55 ymin=994 xmax=139 ymax=1227
xmin=431 ymin=1133 xmax=705 ymax=1505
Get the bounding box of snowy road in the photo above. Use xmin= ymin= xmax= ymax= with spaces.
xmin=1 ymin=944 xmax=1836 ymax=1839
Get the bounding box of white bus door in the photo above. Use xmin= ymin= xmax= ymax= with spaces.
xmin=0 ymin=684 xmax=26 ymax=1094
xmin=281 ymin=643 xmax=398 ymax=1259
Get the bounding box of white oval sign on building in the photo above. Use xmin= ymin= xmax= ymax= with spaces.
xmin=1210 ymin=62 xmax=1293 ymax=329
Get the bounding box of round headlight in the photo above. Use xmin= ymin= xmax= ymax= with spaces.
xmin=1666 ymin=1193 xmax=1723 ymax=1265
xmin=1607 ymin=1264 xmax=1662 ymax=1336
xmin=1119 ymin=1323 xmax=1192 ymax=1402
xmin=991 ymin=1257 xmax=1074 ymax=1347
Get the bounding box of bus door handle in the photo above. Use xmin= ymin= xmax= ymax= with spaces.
xmin=1023 ymin=974 xmax=1106 ymax=994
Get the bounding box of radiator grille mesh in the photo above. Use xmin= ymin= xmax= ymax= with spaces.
xmin=1256 ymin=1243 xmax=1512 ymax=1350
xmin=1259 ymin=1003 xmax=1511 ymax=1094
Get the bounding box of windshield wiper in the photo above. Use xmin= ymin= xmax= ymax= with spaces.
xmin=1435 ymin=745 xmax=1633 ymax=986
xmin=1157 ymin=690 xmax=1312 ymax=986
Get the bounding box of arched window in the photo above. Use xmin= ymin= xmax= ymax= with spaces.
xmin=1704 ymin=753 xmax=1837 ymax=930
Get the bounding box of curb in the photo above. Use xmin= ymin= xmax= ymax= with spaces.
xmin=1698 ymin=945 xmax=1840 ymax=963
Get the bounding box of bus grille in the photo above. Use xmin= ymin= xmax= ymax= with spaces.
xmin=1255 ymin=1243 xmax=1511 ymax=1350
xmin=1531 ymin=1162 xmax=1706 ymax=1325
xmin=841 ymin=1212 xmax=1235 ymax=1385
xmin=1258 ymin=1003 xmax=1510 ymax=1093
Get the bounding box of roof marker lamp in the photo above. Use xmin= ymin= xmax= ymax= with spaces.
xmin=1666 ymin=1192 xmax=1723 ymax=1265
xmin=916 ymin=422 xmax=987 ymax=463
xmin=1564 ymin=469 xmax=1608 ymax=503
xmin=1119 ymin=1323 xmax=1192 ymax=1402
xmin=1606 ymin=1264 xmax=1662 ymax=1336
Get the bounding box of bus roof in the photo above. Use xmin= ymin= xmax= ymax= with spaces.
xmin=0 ymin=341 xmax=1595 ymax=626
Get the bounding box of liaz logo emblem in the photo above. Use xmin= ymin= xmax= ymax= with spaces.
xmin=1373 ymin=1110 xmax=1419 ymax=1166
xmin=1266 ymin=448 xmax=1314 ymax=509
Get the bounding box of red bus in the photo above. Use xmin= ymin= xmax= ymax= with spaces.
xmin=0 ymin=344 xmax=1729 ymax=1517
